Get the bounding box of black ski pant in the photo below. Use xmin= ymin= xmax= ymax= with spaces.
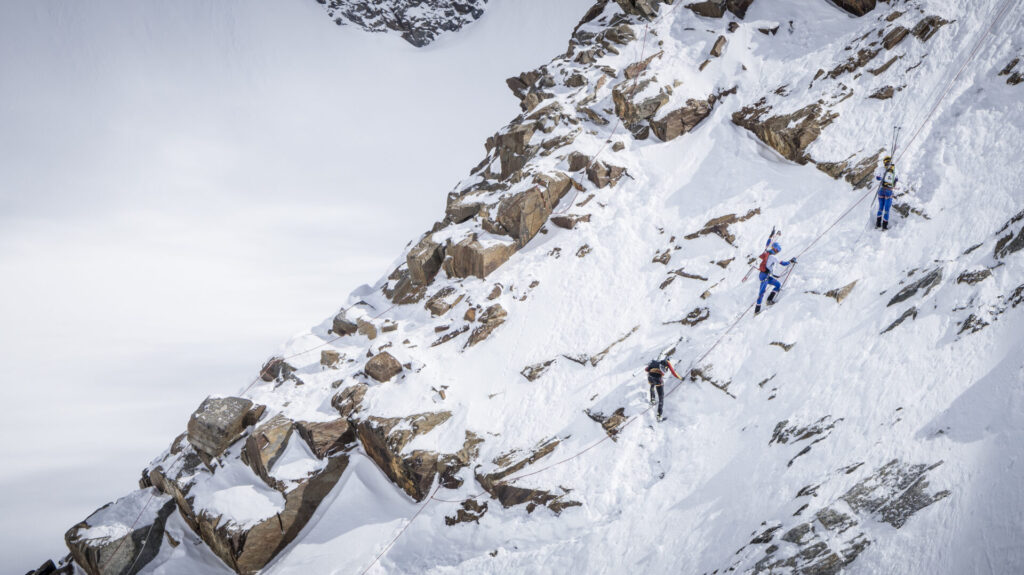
xmin=649 ymin=382 xmax=664 ymax=416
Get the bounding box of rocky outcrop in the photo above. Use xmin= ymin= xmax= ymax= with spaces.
xmin=684 ymin=208 xmax=760 ymax=245
xmin=612 ymin=78 xmax=670 ymax=138
xmin=824 ymin=280 xmax=858 ymax=303
xmin=365 ymin=351 xmax=403 ymax=382
xmin=686 ymin=0 xmax=755 ymax=19
xmin=585 ymin=407 xmax=629 ymax=439
xmin=725 ymin=459 xmax=948 ymax=574
xmin=314 ymin=0 xmax=488 ymax=47
xmin=331 ymin=383 xmax=368 ymax=418
xmin=199 ymin=456 xmax=349 ymax=575
xmin=830 ymin=0 xmax=875 ymax=16
xmin=331 ymin=312 xmax=358 ymax=336
xmin=887 ymin=268 xmax=943 ymax=306
xmin=187 ymin=397 xmax=263 ymax=459
xmin=242 ymin=414 xmax=294 ymax=488
xmin=355 ymin=412 xmax=454 ymax=500
xmin=476 ymin=438 xmax=580 ymax=514
xmin=650 ymin=95 xmax=717 ymax=142
xmin=442 ymin=234 xmax=516 ymax=279
xmin=733 ymin=100 xmax=838 ymax=164
xmin=466 ymin=303 xmax=508 ymax=347
xmin=912 ymin=15 xmax=950 ymax=42
xmin=615 ymin=0 xmax=665 ymax=19
xmin=296 ymin=418 xmax=355 ymax=458
xmin=65 ymin=489 xmax=176 ymax=575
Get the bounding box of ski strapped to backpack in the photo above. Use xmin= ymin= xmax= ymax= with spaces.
xmin=742 ymin=226 xmax=778 ymax=282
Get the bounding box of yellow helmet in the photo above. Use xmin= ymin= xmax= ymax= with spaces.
xmin=883 ymin=155 xmax=892 ymax=165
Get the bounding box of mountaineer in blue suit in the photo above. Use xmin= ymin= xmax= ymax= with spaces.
xmin=755 ymin=240 xmax=795 ymax=314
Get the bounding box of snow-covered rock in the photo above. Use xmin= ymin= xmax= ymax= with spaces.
xmin=313 ymin=0 xmax=488 ymax=46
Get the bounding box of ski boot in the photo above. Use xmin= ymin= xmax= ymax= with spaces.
xmin=767 ymin=291 xmax=778 ymax=306
xmin=754 ymin=304 xmax=761 ymax=315
xmin=656 ymin=412 xmax=663 ymax=422
xmin=876 ymin=216 xmax=882 ymax=229
xmin=882 ymin=220 xmax=889 ymax=230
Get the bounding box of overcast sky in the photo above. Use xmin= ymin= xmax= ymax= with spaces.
xmin=0 ymin=0 xmax=593 ymax=568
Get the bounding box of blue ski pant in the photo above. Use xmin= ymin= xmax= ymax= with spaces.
xmin=758 ymin=272 xmax=781 ymax=305
xmin=877 ymin=189 xmax=893 ymax=221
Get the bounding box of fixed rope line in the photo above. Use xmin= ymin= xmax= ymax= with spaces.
xmin=897 ymin=0 xmax=1014 ymax=164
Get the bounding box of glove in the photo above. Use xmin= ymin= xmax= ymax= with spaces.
xmin=789 ymin=258 xmax=797 ymax=263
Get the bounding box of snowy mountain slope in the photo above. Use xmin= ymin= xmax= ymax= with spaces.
xmin=48 ymin=0 xmax=1024 ymax=574
xmin=313 ymin=0 xmax=488 ymax=46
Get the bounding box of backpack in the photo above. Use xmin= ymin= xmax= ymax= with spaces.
xmin=882 ymin=167 xmax=897 ymax=188
xmin=646 ymin=360 xmax=663 ymax=375
xmin=758 ymin=252 xmax=770 ymax=273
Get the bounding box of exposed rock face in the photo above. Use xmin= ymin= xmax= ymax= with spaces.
xmin=585 ymin=407 xmax=629 ymax=439
xmin=684 ymin=208 xmax=760 ymax=245
xmin=242 ymin=414 xmax=294 ymax=488
xmin=355 ymin=412 xmax=454 ymax=500
xmin=725 ymin=459 xmax=948 ymax=574
xmin=331 ymin=312 xmax=358 ymax=336
xmin=365 ymin=351 xmax=403 ymax=382
xmin=466 ymin=303 xmax=508 ymax=347
xmin=407 ymin=235 xmax=444 ymax=285
xmin=187 ymin=397 xmax=260 ymax=459
xmin=612 ymin=78 xmax=670 ymax=137
xmin=65 ymin=489 xmax=176 ymax=575
xmin=615 ymin=0 xmax=665 ymax=19
xmin=332 ymin=383 xmax=369 ymax=418
xmin=887 ymin=268 xmax=943 ymax=306
xmin=912 ymin=15 xmax=950 ymax=42
xmin=733 ymin=100 xmax=838 ymax=164
xmin=830 ymin=0 xmax=876 ymax=16
xmin=824 ymin=280 xmax=858 ymax=303
xmin=442 ymin=234 xmax=516 ymax=279
xmin=199 ymin=456 xmax=349 ymax=575
xmin=686 ymin=0 xmax=755 ymax=19
xmin=314 ymin=0 xmax=488 ymax=47
xmin=650 ymin=96 xmax=717 ymax=142
xmin=296 ymin=418 xmax=355 ymax=458
xmin=476 ymin=438 xmax=580 ymax=513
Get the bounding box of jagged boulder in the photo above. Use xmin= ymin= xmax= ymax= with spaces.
xmin=198 ymin=456 xmax=349 ymax=575
xmin=442 ymin=234 xmax=516 ymax=279
xmin=476 ymin=438 xmax=580 ymax=514
xmin=830 ymin=0 xmax=876 ymax=16
xmin=407 ymin=235 xmax=444 ymax=285
xmin=365 ymin=351 xmax=403 ymax=382
xmin=296 ymin=418 xmax=355 ymax=458
xmin=650 ymin=96 xmax=716 ymax=142
xmin=331 ymin=312 xmax=358 ymax=336
xmin=732 ymin=100 xmax=838 ymax=164
xmin=492 ymin=123 xmax=537 ymax=180
xmin=912 ymin=15 xmax=950 ymax=42
xmin=242 ymin=414 xmax=294 ymax=488
xmin=466 ymin=303 xmax=507 ymax=347
xmin=425 ymin=286 xmax=463 ymax=317
xmin=887 ymin=268 xmax=943 ymax=306
xmin=65 ymin=488 xmax=176 ymax=575
xmin=612 ymin=78 xmax=670 ymax=137
xmin=355 ymin=412 xmax=453 ymax=500
xmin=615 ymin=0 xmax=665 ymax=19
xmin=187 ymin=397 xmax=260 ymax=459
xmin=331 ymin=383 xmax=369 ymax=418
xmin=587 ymin=161 xmax=626 ymax=188
xmin=686 ymin=0 xmax=755 ymax=18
